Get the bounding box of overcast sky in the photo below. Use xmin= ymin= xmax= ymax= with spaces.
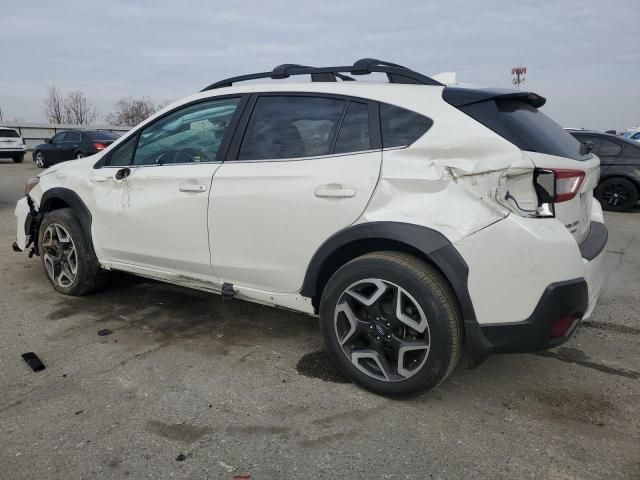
xmin=0 ymin=0 xmax=638 ymax=131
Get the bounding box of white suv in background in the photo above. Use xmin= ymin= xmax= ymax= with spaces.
xmin=14 ymin=59 xmax=608 ymax=396
xmin=0 ymin=127 xmax=26 ymax=163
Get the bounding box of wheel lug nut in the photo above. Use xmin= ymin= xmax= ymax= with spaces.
xmin=369 ymin=324 xmax=374 ymax=330
xmin=386 ymin=322 xmax=391 ymax=327
xmin=375 ymin=336 xmax=381 ymax=341
xmin=386 ymin=334 xmax=391 ymax=339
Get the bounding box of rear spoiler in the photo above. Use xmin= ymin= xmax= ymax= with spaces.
xmin=443 ymin=87 xmax=546 ymax=108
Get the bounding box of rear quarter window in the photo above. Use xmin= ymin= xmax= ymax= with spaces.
xmin=380 ymin=103 xmax=433 ymax=148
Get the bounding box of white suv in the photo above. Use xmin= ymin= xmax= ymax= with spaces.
xmin=0 ymin=127 xmax=26 ymax=163
xmin=14 ymin=59 xmax=608 ymax=396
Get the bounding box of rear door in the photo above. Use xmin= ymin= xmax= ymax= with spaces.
xmin=209 ymin=93 xmax=382 ymax=293
xmin=60 ymin=131 xmax=81 ymax=160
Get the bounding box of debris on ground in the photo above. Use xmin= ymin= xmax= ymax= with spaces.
xmin=97 ymin=329 xmax=113 ymax=336
xmin=218 ymin=460 xmax=235 ymax=472
xmin=175 ymin=453 xmax=186 ymax=462
xmin=21 ymin=352 xmax=45 ymax=372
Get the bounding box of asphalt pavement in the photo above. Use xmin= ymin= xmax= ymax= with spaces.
xmin=0 ymin=155 xmax=638 ymax=479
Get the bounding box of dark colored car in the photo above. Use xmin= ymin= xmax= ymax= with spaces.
xmin=568 ymin=129 xmax=640 ymax=211
xmin=33 ymin=130 xmax=120 ymax=168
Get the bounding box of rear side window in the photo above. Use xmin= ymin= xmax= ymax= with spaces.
xmin=460 ymin=99 xmax=590 ymax=161
xmin=596 ymin=139 xmax=623 ymax=157
xmin=239 ymin=96 xmax=346 ymax=160
xmin=333 ymin=102 xmax=371 ymax=154
xmin=380 ymin=103 xmax=433 ymax=148
xmin=0 ymin=129 xmax=20 ymax=138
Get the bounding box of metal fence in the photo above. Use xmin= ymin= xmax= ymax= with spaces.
xmin=0 ymin=122 xmax=130 ymax=150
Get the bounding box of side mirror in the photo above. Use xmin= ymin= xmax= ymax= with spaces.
xmin=44 ymin=138 xmax=51 ymax=143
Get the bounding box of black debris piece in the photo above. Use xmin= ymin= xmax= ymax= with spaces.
xmin=176 ymin=453 xmax=186 ymax=462
xmin=97 ymin=329 xmax=113 ymax=336
xmin=22 ymin=352 xmax=45 ymax=372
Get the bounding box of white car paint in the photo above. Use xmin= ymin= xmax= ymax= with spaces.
xmin=0 ymin=128 xmax=26 ymax=158
xmin=15 ymin=80 xmax=607 ymax=327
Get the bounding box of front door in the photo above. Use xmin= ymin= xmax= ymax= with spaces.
xmin=209 ymin=94 xmax=382 ymax=293
xmin=90 ymin=96 xmax=244 ymax=280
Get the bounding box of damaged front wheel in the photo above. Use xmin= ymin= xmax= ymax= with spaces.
xmin=38 ymin=208 xmax=106 ymax=296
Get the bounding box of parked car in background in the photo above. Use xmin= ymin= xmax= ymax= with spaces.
xmin=33 ymin=130 xmax=120 ymax=168
xmin=0 ymin=127 xmax=26 ymax=163
xmin=568 ymin=129 xmax=640 ymax=211
xmin=621 ymin=130 xmax=640 ymax=142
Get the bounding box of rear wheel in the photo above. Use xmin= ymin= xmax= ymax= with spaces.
xmin=34 ymin=151 xmax=47 ymax=168
xmin=75 ymin=152 xmax=85 ymax=159
xmin=12 ymin=154 xmax=24 ymax=163
xmin=320 ymin=252 xmax=461 ymax=397
xmin=38 ymin=208 xmax=106 ymax=296
xmin=596 ymin=177 xmax=638 ymax=212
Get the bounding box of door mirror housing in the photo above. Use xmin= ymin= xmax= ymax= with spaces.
xmin=44 ymin=138 xmax=51 ymax=143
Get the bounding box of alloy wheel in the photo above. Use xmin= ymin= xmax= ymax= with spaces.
xmin=334 ymin=278 xmax=431 ymax=382
xmin=42 ymin=223 xmax=78 ymax=288
xmin=76 ymin=152 xmax=85 ymax=159
xmin=35 ymin=152 xmax=44 ymax=167
xmin=601 ymin=181 xmax=631 ymax=208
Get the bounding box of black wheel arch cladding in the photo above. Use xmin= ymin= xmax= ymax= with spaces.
xmin=38 ymin=188 xmax=93 ymax=249
xmin=300 ymin=221 xmax=477 ymax=326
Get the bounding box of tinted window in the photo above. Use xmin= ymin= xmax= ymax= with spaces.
xmin=334 ymin=102 xmax=371 ymax=154
xmin=133 ymin=98 xmax=240 ymax=165
xmin=87 ymin=131 xmax=119 ymax=140
xmin=63 ymin=131 xmax=81 ymax=142
xmin=239 ymin=96 xmax=346 ymax=160
xmin=108 ymin=135 xmax=137 ymax=166
xmin=50 ymin=132 xmax=65 ymax=143
xmin=380 ymin=103 xmax=433 ymax=148
xmin=0 ymin=129 xmax=19 ymax=138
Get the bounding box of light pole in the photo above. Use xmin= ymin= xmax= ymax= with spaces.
xmin=512 ymin=65 xmax=527 ymax=89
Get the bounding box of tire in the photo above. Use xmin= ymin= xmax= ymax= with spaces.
xmin=319 ymin=251 xmax=461 ymax=397
xmin=38 ymin=208 xmax=106 ymax=296
xmin=34 ymin=151 xmax=47 ymax=168
xmin=75 ymin=152 xmax=85 ymax=159
xmin=12 ymin=154 xmax=24 ymax=163
xmin=595 ymin=177 xmax=638 ymax=212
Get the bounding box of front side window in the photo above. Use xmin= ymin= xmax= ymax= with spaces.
xmin=50 ymin=132 xmax=65 ymax=144
xmin=108 ymin=135 xmax=137 ymax=166
xmin=238 ymin=96 xmax=346 ymax=160
xmin=132 ymin=97 xmax=240 ymax=166
xmin=63 ymin=132 xmax=81 ymax=142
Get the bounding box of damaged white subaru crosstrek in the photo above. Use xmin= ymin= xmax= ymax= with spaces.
xmin=14 ymin=59 xmax=608 ymax=396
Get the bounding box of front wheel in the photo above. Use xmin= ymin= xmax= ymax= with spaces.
xmin=596 ymin=177 xmax=638 ymax=212
xmin=34 ymin=151 xmax=47 ymax=168
xmin=320 ymin=252 xmax=461 ymax=397
xmin=38 ymin=208 xmax=106 ymax=296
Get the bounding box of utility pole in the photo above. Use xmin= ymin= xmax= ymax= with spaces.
xmin=511 ymin=65 xmax=527 ymax=89
xmin=0 ymin=106 xmax=3 ymax=122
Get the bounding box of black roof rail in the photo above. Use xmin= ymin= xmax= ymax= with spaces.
xmin=201 ymin=58 xmax=444 ymax=91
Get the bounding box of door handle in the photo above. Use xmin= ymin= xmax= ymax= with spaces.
xmin=178 ymin=182 xmax=207 ymax=193
xmin=314 ymin=184 xmax=356 ymax=198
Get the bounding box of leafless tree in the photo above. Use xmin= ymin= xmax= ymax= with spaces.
xmin=63 ymin=90 xmax=99 ymax=125
xmin=44 ymin=85 xmax=65 ymax=124
xmin=105 ymin=96 xmax=163 ymax=127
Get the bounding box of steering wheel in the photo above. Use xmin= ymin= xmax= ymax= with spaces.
xmin=173 ymin=147 xmax=210 ymax=163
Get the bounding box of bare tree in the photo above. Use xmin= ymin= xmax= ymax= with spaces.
xmin=105 ymin=96 xmax=162 ymax=127
xmin=63 ymin=90 xmax=99 ymax=125
xmin=44 ymin=85 xmax=65 ymax=124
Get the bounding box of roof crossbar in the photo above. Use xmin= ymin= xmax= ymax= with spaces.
xmin=201 ymin=58 xmax=444 ymax=91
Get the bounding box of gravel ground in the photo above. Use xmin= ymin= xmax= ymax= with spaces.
xmin=0 ymin=155 xmax=638 ymax=479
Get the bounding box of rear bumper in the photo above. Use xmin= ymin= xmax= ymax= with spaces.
xmin=464 ymin=219 xmax=608 ymax=365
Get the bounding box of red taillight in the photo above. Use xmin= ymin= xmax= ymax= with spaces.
xmin=94 ymin=142 xmax=107 ymax=150
xmin=551 ymin=169 xmax=585 ymax=203
xmin=550 ymin=315 xmax=577 ymax=338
